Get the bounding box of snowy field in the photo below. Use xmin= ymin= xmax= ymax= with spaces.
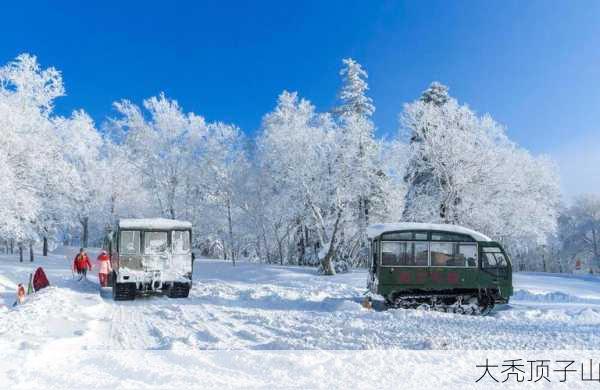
xmin=1 ymin=248 xmax=600 ymax=388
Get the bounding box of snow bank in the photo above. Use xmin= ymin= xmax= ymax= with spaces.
xmin=513 ymin=289 xmax=600 ymax=305
xmin=1 ymin=254 xmax=600 ymax=387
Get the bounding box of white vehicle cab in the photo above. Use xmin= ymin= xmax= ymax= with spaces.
xmin=107 ymin=218 xmax=194 ymax=300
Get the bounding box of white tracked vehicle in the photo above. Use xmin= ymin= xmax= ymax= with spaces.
xmin=107 ymin=218 xmax=194 ymax=300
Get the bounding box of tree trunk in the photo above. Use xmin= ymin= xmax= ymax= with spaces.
xmin=542 ymin=253 xmax=546 ymax=273
xmin=298 ymin=223 xmax=305 ymax=266
xmin=10 ymin=239 xmax=14 ymax=254
xmin=227 ymin=199 xmax=235 ymax=266
xmin=43 ymin=236 xmax=48 ymax=257
xmin=304 ymin=226 xmax=309 ymax=263
xmin=29 ymin=242 xmax=34 ymax=262
xmin=277 ymin=238 xmax=284 ymax=266
xmin=81 ymin=217 xmax=89 ymax=248
xmin=19 ymin=245 xmax=23 ymax=262
xmin=261 ymin=227 xmax=270 ymax=264
xmin=593 ymin=227 xmax=598 ymax=256
xmin=110 ymin=194 xmax=117 ymax=223
xmin=255 ymin=238 xmax=262 ymax=264
xmin=321 ymin=209 xmax=343 ymax=276
xmin=440 ymin=202 xmax=447 ymax=222
xmin=592 ymin=228 xmax=600 ymax=268
xmin=321 ymin=246 xmax=336 ymax=275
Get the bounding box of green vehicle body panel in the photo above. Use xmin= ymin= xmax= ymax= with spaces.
xmin=369 ymin=230 xmax=513 ymax=302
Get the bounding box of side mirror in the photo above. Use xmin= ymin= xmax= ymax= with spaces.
xmin=191 ymin=252 xmax=196 ymax=262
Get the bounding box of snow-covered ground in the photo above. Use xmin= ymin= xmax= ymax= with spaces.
xmin=1 ymin=248 xmax=599 ymax=388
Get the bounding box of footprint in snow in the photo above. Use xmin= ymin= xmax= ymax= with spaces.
xmin=19 ymin=341 xmax=40 ymax=350
xmin=236 ymin=329 xmax=258 ymax=341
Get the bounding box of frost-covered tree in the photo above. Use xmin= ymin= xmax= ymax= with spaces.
xmin=333 ymin=58 xmax=391 ymax=266
xmin=257 ymin=84 xmax=401 ymax=274
xmin=100 ymin=142 xmax=156 ymax=225
xmin=0 ymin=151 xmax=36 ymax=247
xmin=0 ymin=53 xmax=64 ymax=112
xmin=402 ymin=82 xmax=454 ymax=222
xmin=258 ymin=91 xmax=338 ymax=271
xmin=335 ymin=58 xmax=375 ymax=117
xmin=0 ymin=52 xmax=570 ymax=274
xmin=109 ymin=93 xmax=208 ymax=220
xmin=400 ymin=82 xmax=560 ymax=254
xmin=109 ymin=93 xmax=251 ymax=264
xmin=195 ymin=122 xmax=249 ymax=264
xmin=0 ymin=54 xmax=77 ymax=258
xmin=55 ymin=110 xmax=104 ymax=248
xmin=558 ymin=194 xmax=600 ymax=271
xmin=0 ymin=54 xmax=166 ymax=253
xmin=336 ymin=59 xmax=376 ymax=230
xmin=419 ymin=81 xmax=449 ymax=106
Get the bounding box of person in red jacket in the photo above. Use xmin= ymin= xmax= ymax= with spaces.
xmin=96 ymin=250 xmax=112 ymax=287
xmin=73 ymin=248 xmax=92 ymax=280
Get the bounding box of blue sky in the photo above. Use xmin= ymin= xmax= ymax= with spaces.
xmin=2 ymin=1 xmax=599 ymax=197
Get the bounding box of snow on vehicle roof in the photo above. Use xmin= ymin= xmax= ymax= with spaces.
xmin=367 ymin=222 xmax=492 ymax=242
xmin=119 ymin=218 xmax=192 ymax=230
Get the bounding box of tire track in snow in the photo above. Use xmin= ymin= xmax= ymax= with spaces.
xmin=71 ymin=260 xmax=600 ymax=351
xmin=107 ymin=302 xmax=165 ymax=349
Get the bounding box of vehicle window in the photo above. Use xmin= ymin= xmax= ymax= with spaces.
xmin=414 ymin=232 xmax=428 ymax=240
xmin=431 ymin=232 xmax=473 ymax=242
xmin=413 ymin=242 xmax=429 ymax=265
xmin=381 ymin=231 xmax=428 ymax=240
xmin=431 ymin=242 xmax=475 ymax=267
xmin=120 ymin=231 xmax=140 ymax=255
xmin=494 ymin=253 xmax=510 ymax=276
xmin=494 ymin=253 xmax=508 ymax=268
xmin=381 ymin=242 xmax=403 ymax=265
xmin=459 ymin=244 xmax=477 ymax=267
xmin=172 ymin=230 xmax=191 ymax=254
xmin=430 ymin=242 xmax=453 ymax=266
xmin=484 ymin=247 xmax=502 ymax=253
xmin=382 ymin=232 xmax=412 ymax=240
xmin=482 ymin=252 xmax=497 ymax=268
xmin=381 ymin=241 xmax=428 ymax=266
xmin=144 ymin=231 xmax=168 ymax=254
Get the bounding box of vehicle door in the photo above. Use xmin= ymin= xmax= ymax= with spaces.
xmin=480 ymin=244 xmax=510 ymax=284
xmin=171 ymin=230 xmax=193 ymax=279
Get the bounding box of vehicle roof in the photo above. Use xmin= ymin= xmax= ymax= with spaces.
xmin=118 ymin=218 xmax=192 ymax=230
xmin=367 ymin=222 xmax=492 ymax=242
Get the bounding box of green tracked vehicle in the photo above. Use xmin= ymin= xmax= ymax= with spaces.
xmin=367 ymin=223 xmax=513 ymax=315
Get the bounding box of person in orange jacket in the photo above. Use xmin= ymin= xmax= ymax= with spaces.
xmin=73 ymin=248 xmax=92 ymax=280
xmin=96 ymin=250 xmax=112 ymax=287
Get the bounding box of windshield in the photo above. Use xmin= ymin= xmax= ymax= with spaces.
xmin=120 ymin=231 xmax=140 ymax=254
xmin=172 ymin=230 xmax=191 ymax=254
xmin=482 ymin=247 xmax=510 ymax=275
xmin=144 ymin=231 xmax=168 ymax=254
